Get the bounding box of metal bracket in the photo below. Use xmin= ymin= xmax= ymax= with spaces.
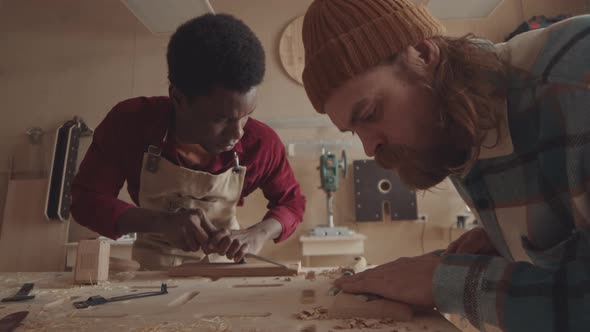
xmin=1 ymin=283 xmax=35 ymax=302
xmin=73 ymin=283 xmax=168 ymax=309
xmin=145 ymin=145 xmax=162 ymax=173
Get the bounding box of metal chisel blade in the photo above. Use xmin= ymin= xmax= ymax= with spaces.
xmin=244 ymin=253 xmax=289 ymax=269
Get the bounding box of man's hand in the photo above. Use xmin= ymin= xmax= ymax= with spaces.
xmin=212 ymin=228 xmax=268 ymax=262
xmin=208 ymin=218 xmax=282 ymax=262
xmin=446 ymin=227 xmax=500 ymax=256
xmin=157 ymin=208 xmax=218 ymax=253
xmin=333 ymin=253 xmax=442 ymax=307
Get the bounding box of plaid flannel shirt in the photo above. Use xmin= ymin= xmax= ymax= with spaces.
xmin=433 ymin=15 xmax=590 ymax=332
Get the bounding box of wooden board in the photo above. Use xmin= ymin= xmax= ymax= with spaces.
xmin=168 ymin=261 xmax=301 ymax=278
xmin=279 ymin=16 xmax=305 ymax=85
xmin=0 ymin=179 xmax=68 ymax=272
xmin=328 ymin=293 xmax=413 ymax=321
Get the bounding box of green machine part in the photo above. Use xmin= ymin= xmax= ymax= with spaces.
xmin=319 ymin=150 xmax=347 ymax=192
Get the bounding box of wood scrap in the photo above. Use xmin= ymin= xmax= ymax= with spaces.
xmin=344 ymin=256 xmax=367 ymax=274
xmin=74 ymin=239 xmax=110 ymax=284
xmin=296 ymin=307 xmax=328 ymax=320
xmin=332 ymin=318 xmax=399 ymax=330
xmin=328 ymin=293 xmax=413 ymax=321
xmin=318 ymin=267 xmax=344 ymax=279
xmin=168 ymin=262 xmax=300 ymax=278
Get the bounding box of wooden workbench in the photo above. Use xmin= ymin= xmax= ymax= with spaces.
xmin=0 ymin=269 xmax=460 ymax=331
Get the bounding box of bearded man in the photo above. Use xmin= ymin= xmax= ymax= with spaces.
xmin=302 ymin=1 xmax=590 ymax=331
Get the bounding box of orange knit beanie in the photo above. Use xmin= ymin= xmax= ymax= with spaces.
xmin=302 ymin=0 xmax=445 ymax=112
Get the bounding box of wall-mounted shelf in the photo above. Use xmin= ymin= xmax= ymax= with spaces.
xmin=421 ymin=0 xmax=504 ymax=20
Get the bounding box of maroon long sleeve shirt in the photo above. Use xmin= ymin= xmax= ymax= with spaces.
xmin=71 ymin=96 xmax=306 ymax=241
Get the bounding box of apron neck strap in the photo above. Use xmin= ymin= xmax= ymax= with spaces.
xmin=147 ymin=129 xmax=168 ymax=156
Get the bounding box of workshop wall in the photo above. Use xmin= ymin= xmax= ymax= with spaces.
xmin=0 ymin=0 xmax=587 ymax=267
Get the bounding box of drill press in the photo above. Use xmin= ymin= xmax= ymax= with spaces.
xmin=310 ymin=148 xmax=355 ymax=237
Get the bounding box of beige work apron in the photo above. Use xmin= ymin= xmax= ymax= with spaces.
xmin=131 ymin=135 xmax=246 ymax=270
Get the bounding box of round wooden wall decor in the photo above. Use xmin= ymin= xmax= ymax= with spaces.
xmin=279 ymin=16 xmax=305 ymax=85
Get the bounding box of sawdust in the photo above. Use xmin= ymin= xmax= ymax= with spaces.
xmin=318 ymin=267 xmax=344 ymax=279
xmin=134 ymin=317 xmax=231 ymax=332
xmin=331 ymin=318 xmax=399 ymax=330
xmin=22 ymin=318 xmax=96 ymax=332
xmin=296 ymin=307 xmax=329 ymax=320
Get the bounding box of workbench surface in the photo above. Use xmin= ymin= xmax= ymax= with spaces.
xmin=0 ymin=270 xmax=460 ymax=332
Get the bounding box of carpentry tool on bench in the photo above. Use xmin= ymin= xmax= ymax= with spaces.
xmin=241 ymin=253 xmax=289 ymax=269
xmin=0 ymin=311 xmax=29 ymax=331
xmin=1 ymin=283 xmax=35 ymax=302
xmin=73 ymin=283 xmax=168 ymax=309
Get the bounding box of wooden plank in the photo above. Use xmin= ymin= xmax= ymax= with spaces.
xmin=328 ymin=293 xmax=414 ymax=321
xmin=168 ymin=261 xmax=301 ymax=278
xmin=0 ymin=179 xmax=68 ymax=272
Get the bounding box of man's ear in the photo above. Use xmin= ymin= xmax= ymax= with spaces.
xmin=405 ymin=39 xmax=441 ymax=78
xmin=169 ymin=85 xmax=185 ymax=111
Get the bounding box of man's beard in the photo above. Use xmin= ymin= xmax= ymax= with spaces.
xmin=374 ymin=143 xmax=470 ymax=190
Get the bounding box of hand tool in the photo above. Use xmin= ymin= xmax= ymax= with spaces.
xmin=0 ymin=311 xmax=29 ymax=331
xmin=242 ymin=253 xmax=289 ymax=269
xmin=73 ymin=283 xmax=168 ymax=309
xmin=1 ymin=284 xmax=35 ymax=302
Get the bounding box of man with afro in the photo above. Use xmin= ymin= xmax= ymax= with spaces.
xmin=71 ymin=14 xmax=306 ymax=270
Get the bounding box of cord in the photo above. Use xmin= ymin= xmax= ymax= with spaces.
xmin=420 ymin=220 xmax=426 ymax=255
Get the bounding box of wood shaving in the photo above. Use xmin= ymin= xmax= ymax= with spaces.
xmin=134 ymin=318 xmax=231 ymax=332
xmin=296 ymin=307 xmax=329 ymax=320
xmin=332 ymin=318 xmax=398 ymax=330
xmin=318 ymin=268 xmax=344 ymax=279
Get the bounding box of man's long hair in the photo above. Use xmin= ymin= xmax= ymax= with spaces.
xmin=375 ymin=35 xmax=508 ymax=190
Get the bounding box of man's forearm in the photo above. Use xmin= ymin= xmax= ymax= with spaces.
xmin=115 ymin=207 xmax=166 ymax=234
xmin=248 ymin=217 xmax=283 ymax=241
